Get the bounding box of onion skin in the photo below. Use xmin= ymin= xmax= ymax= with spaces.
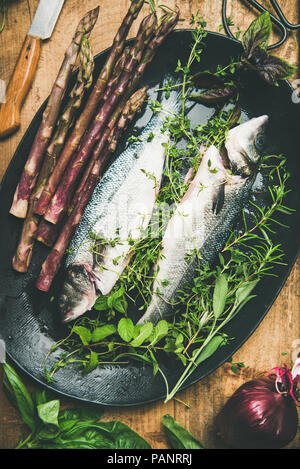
xmin=216 ymin=376 xmax=298 ymax=449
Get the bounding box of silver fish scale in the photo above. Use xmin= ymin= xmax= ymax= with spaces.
xmin=138 ymin=169 xmax=254 ymax=324
xmin=66 ymin=88 xmax=180 ymax=268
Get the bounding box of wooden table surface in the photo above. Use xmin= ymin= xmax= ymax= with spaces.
xmin=0 ymin=0 xmax=299 ymax=450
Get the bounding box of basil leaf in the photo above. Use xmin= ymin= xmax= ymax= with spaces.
xmin=130 ymin=323 xmax=153 ymax=347
xmin=243 ymin=50 xmax=297 ymax=86
xmin=58 ymin=407 xmax=103 ymax=425
xmin=91 ymin=324 xmax=116 ymax=343
xmin=34 ymin=426 xmax=61 ymax=443
xmin=32 ymin=389 xmax=53 ymax=407
xmin=194 ymin=335 xmax=225 ymax=365
xmin=72 ymin=326 xmax=92 ymax=346
xmin=190 ymin=87 xmax=235 ymax=104
xmin=55 ymin=421 xmax=151 ymax=449
xmin=242 ymin=11 xmax=272 ymax=58
xmin=162 ymin=415 xmax=205 ymax=449
xmin=37 ymin=400 xmax=60 ymax=427
xmin=191 ymin=71 xmax=225 ymax=89
xmin=94 ymin=421 xmax=151 ymax=449
xmin=117 ymin=317 xmax=134 ymax=342
xmin=213 ymin=273 xmax=228 ymax=318
xmin=3 ymin=362 xmax=36 ymax=432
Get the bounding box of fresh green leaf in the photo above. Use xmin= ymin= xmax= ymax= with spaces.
xmin=91 ymin=324 xmax=117 ymax=343
xmin=37 ymin=400 xmax=60 ymax=427
xmin=233 ymin=279 xmax=259 ymax=310
xmin=194 ymin=335 xmax=225 ymax=365
xmin=243 ymin=50 xmax=297 ymax=86
xmin=241 ymin=12 xmax=296 ymax=86
xmin=117 ymin=317 xmax=134 ymax=343
xmin=72 ymin=326 xmax=92 ymax=346
xmin=113 ymin=298 xmax=127 ymax=314
xmin=3 ymin=362 xmax=36 ymax=432
xmin=55 ymin=420 xmax=151 ymax=449
xmin=83 ymin=350 xmax=99 ymax=374
xmin=35 ymin=424 xmax=60 ymax=441
xmin=213 ymin=273 xmax=228 ymax=318
xmin=58 ymin=407 xmax=103 ymax=426
xmin=93 ymin=296 xmax=108 ymax=311
xmin=242 ymin=11 xmax=272 ymax=58
xmin=130 ymin=323 xmax=153 ymax=347
xmin=93 ymin=420 xmax=151 ymax=449
xmin=149 ymin=320 xmax=169 ymax=346
xmin=162 ymin=415 xmax=205 ymax=449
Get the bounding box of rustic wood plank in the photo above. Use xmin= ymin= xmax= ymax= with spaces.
xmin=0 ymin=0 xmax=299 ymax=449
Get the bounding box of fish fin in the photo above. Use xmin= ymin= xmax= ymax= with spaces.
xmin=212 ymin=183 xmax=225 ymax=215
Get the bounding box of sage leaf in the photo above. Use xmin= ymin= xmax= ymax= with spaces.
xmin=213 ymin=273 xmax=228 ymax=318
xmin=234 ymin=279 xmax=259 ymax=310
xmin=117 ymin=317 xmax=134 ymax=342
xmin=130 ymin=323 xmax=153 ymax=347
xmin=3 ymin=362 xmax=36 ymax=432
xmin=162 ymin=415 xmax=205 ymax=449
xmin=91 ymin=324 xmax=117 ymax=343
xmin=194 ymin=335 xmax=225 ymax=366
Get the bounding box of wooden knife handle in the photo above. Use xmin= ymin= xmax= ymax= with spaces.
xmin=0 ymin=35 xmax=41 ymax=139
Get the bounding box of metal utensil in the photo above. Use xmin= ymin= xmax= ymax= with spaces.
xmin=222 ymin=0 xmax=300 ymax=49
xmin=0 ymin=0 xmax=65 ymax=139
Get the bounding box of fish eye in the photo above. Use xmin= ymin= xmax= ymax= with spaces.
xmin=255 ymin=134 xmax=265 ymax=151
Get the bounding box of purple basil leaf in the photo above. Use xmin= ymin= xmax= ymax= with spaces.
xmin=243 ymin=48 xmax=297 ymax=86
xmin=190 ymin=87 xmax=235 ymax=104
xmin=228 ymin=103 xmax=241 ymax=128
xmin=242 ymin=11 xmax=272 ymax=59
xmin=191 ymin=71 xmax=225 ymax=89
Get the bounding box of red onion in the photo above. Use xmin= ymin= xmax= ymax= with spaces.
xmin=216 ymin=360 xmax=300 ymax=449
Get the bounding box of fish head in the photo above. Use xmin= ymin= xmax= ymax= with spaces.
xmin=225 ymin=115 xmax=269 ymax=177
xmin=58 ymin=264 xmax=97 ymax=323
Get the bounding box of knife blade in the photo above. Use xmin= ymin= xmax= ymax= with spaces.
xmin=0 ymin=0 xmax=65 ymax=139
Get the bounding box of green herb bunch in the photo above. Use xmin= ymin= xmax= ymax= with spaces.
xmin=43 ymin=11 xmax=294 ymax=403
xmin=2 ymin=362 xmax=205 ymax=449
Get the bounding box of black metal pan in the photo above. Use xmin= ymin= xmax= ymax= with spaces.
xmin=0 ymin=30 xmax=299 ymax=406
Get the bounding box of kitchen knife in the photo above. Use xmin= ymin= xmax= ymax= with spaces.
xmin=0 ymin=0 xmax=65 ymax=139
